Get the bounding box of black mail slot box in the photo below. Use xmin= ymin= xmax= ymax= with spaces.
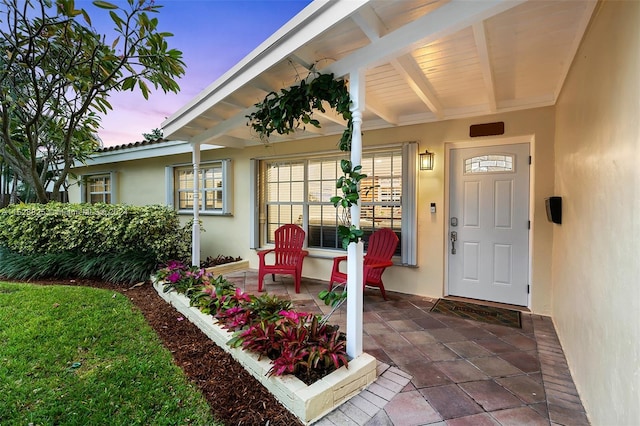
xmin=545 ymin=196 xmax=562 ymax=224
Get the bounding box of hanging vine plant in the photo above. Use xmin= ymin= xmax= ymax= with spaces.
xmin=247 ymin=72 xmax=353 ymax=151
xmin=247 ymin=72 xmax=366 ymax=249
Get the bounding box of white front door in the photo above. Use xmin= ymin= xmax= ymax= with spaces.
xmin=448 ymin=143 xmax=530 ymax=306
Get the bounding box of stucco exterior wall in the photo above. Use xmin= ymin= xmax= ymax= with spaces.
xmin=259 ymin=106 xmax=555 ymax=314
xmin=552 ymin=0 xmax=640 ymax=424
xmin=73 ymin=106 xmax=555 ymax=314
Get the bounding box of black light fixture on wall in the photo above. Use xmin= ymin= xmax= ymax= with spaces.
xmin=419 ymin=149 xmax=434 ymax=170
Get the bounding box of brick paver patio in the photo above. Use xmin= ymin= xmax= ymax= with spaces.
xmin=225 ymin=270 xmax=589 ymax=425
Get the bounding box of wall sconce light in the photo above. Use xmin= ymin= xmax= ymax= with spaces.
xmin=419 ymin=149 xmax=434 ymax=170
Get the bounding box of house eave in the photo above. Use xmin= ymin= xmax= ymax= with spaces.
xmin=161 ymin=0 xmax=371 ymax=140
xmin=72 ymin=140 xmax=225 ymax=168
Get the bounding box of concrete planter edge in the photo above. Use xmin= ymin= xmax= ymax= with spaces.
xmin=152 ymin=281 xmax=377 ymax=424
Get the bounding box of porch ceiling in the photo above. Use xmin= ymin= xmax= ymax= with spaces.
xmin=162 ymin=0 xmax=596 ymax=147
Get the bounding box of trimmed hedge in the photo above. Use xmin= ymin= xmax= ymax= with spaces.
xmin=0 ymin=203 xmax=190 ymax=258
xmin=0 ymin=203 xmax=191 ymax=283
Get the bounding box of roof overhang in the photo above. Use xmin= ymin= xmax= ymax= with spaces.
xmin=72 ymin=139 xmax=230 ymax=167
xmin=161 ymin=0 xmax=597 ymax=148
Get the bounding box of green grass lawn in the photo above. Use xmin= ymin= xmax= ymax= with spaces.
xmin=0 ymin=282 xmax=219 ymax=425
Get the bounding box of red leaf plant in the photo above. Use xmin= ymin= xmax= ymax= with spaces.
xmin=156 ymin=262 xmax=349 ymax=384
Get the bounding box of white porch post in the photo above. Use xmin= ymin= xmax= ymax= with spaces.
xmin=346 ymin=69 xmax=365 ymax=358
xmin=191 ymin=142 xmax=201 ymax=267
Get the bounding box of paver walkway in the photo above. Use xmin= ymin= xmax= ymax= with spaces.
xmin=226 ymin=270 xmax=589 ymax=425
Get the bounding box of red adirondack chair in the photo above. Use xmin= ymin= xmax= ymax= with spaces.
xmin=257 ymin=224 xmax=309 ymax=293
xmin=328 ymin=228 xmax=399 ymax=300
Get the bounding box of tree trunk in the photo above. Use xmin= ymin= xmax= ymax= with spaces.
xmin=0 ymin=160 xmax=5 ymax=207
xmin=10 ymin=172 xmax=18 ymax=204
xmin=26 ymin=166 xmax=49 ymax=203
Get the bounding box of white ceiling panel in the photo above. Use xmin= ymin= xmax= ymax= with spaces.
xmin=161 ymin=0 xmax=597 ymax=147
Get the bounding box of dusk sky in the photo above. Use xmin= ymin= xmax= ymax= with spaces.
xmin=81 ymin=0 xmax=312 ymax=147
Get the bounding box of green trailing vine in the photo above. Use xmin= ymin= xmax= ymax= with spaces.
xmin=247 ymin=72 xmax=353 ymax=151
xmin=331 ymin=159 xmax=366 ymax=249
xmin=318 ymin=283 xmax=347 ymax=324
xmin=247 ymin=71 xmax=366 ymax=249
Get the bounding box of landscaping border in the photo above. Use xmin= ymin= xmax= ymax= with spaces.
xmin=203 ymin=259 xmax=250 ymax=276
xmin=152 ymin=282 xmax=377 ymax=424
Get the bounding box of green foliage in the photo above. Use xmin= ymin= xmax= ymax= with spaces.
xmin=318 ymin=283 xmax=348 ymax=324
xmin=0 ymin=203 xmax=190 ymax=262
xmin=0 ymin=203 xmax=189 ymax=283
xmin=330 ymin=160 xmax=367 ymax=209
xmin=143 ymin=127 xmax=164 ymax=141
xmin=247 ymin=72 xmax=353 ymax=150
xmin=337 ymin=225 xmax=365 ymax=250
xmin=157 ymin=263 xmax=348 ymax=383
xmin=0 ymin=282 xmax=217 ymax=425
xmin=0 ymin=247 xmax=156 ymax=283
xmin=250 ymin=294 xmax=292 ymax=322
xmin=329 ymin=159 xmax=368 ymax=249
xmin=247 ymin=72 xmax=368 ymax=249
xmin=156 ymin=261 xmax=210 ymax=294
xmin=0 ymin=0 xmax=185 ymax=202
xmin=318 ymin=284 xmax=347 ymax=308
xmin=155 ymin=261 xmax=231 ymax=310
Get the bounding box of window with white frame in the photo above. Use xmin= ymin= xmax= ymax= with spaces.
xmin=254 ymin=144 xmax=418 ymax=265
xmin=81 ymin=173 xmax=114 ymax=204
xmin=168 ymin=160 xmax=231 ymax=214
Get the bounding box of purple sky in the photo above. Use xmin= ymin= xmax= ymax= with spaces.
xmin=82 ymin=0 xmax=311 ymax=147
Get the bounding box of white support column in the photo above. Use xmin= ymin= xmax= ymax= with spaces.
xmin=346 ymin=69 xmax=365 ymax=359
xmin=191 ymin=143 xmax=201 ymax=267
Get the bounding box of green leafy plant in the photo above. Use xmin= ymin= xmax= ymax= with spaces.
xmin=329 ymin=159 xmax=368 ymax=249
xmin=156 ymin=261 xmax=212 ymax=295
xmin=156 ymin=263 xmax=256 ymax=331
xmin=318 ymin=283 xmax=348 ymax=324
xmin=247 ymin=71 xmax=368 ymax=249
xmin=337 ymin=225 xmax=365 ymax=250
xmin=0 ymin=203 xmax=191 ymax=263
xmin=318 ymin=284 xmax=347 ymax=308
xmin=202 ymin=277 xmax=238 ymax=313
xmin=332 ymin=160 xmax=367 ymax=208
xmin=250 ymin=294 xmax=292 ymax=322
xmin=157 ymin=262 xmax=348 ymax=384
xmin=213 ymin=288 xmax=253 ymax=331
xmin=189 ymin=276 xmax=234 ymax=315
xmin=0 ymin=0 xmax=185 ymax=203
xmin=0 ymin=246 xmax=157 ymax=284
xmin=247 ymin=72 xmax=352 ymax=150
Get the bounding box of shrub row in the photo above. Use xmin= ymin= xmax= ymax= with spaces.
xmin=0 ymin=203 xmax=190 ymax=260
xmin=0 ymin=247 xmax=157 ymax=283
xmin=0 ymin=203 xmax=191 ymax=283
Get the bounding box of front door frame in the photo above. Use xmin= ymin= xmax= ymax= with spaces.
xmin=444 ymin=134 xmax=535 ymax=308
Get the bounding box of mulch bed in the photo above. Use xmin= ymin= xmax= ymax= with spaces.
xmin=25 ymin=278 xmax=303 ymax=426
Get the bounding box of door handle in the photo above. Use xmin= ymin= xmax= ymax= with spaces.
xmin=450 ymin=231 xmax=457 ymax=255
